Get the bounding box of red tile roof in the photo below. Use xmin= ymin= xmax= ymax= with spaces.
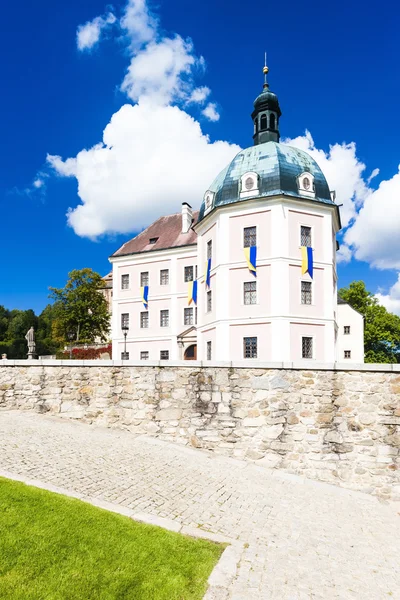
xmin=111 ymin=211 xmax=198 ymax=258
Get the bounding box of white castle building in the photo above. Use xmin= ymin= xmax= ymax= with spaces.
xmin=108 ymin=67 xmax=364 ymax=363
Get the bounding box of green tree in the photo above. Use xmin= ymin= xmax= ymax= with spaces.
xmin=49 ymin=268 xmax=110 ymax=343
xmin=339 ymin=281 xmax=400 ymax=363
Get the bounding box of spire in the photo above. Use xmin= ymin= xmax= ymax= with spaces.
xmin=263 ymin=52 xmax=269 ymax=89
xmin=251 ymin=56 xmax=282 ymax=146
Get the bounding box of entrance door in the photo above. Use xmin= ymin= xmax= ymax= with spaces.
xmin=184 ymin=344 xmax=197 ymax=360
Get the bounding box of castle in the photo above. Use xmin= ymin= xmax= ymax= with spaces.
xmin=107 ymin=65 xmax=364 ymax=363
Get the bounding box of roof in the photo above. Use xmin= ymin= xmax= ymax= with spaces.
xmin=337 ymin=295 xmax=347 ymax=305
xmin=101 ymin=272 xmax=113 ymax=288
xmin=111 ymin=211 xmax=199 ymax=258
xmin=198 ymin=141 xmax=335 ymax=222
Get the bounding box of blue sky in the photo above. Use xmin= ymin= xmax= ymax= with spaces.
xmin=2 ymin=0 xmax=400 ymax=314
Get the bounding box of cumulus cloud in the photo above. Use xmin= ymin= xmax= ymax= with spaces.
xmin=49 ymin=103 xmax=240 ymax=238
xmin=202 ymin=102 xmax=220 ymax=122
xmin=375 ymin=274 xmax=400 ymax=316
xmin=344 ymin=167 xmax=400 ymax=269
xmin=120 ymin=0 xmax=157 ymax=48
xmin=285 ymin=131 xmax=371 ymax=228
xmin=187 ymin=86 xmax=211 ymax=104
xmin=121 ymin=36 xmax=203 ymax=106
xmin=76 ymin=12 xmax=116 ymax=51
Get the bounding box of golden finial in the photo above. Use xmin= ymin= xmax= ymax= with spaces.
xmin=263 ymin=52 xmax=269 ymax=87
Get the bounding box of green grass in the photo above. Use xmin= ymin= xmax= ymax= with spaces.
xmin=0 ymin=478 xmax=223 ymax=600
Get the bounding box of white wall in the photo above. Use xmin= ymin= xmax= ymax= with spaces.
xmin=336 ymin=303 xmax=364 ymax=363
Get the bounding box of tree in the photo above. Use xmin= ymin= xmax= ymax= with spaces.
xmin=339 ymin=281 xmax=400 ymax=363
xmin=49 ymin=268 xmax=110 ymax=343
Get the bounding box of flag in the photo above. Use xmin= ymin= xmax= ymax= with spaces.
xmin=188 ymin=280 xmax=198 ymax=305
xmin=141 ymin=285 xmax=149 ymax=309
xmin=244 ymin=246 xmax=257 ymax=274
xmin=301 ymin=246 xmax=313 ymax=278
xmin=204 ymin=258 xmax=211 ymax=288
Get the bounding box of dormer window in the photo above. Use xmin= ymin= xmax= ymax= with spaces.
xmin=204 ymin=190 xmax=214 ymax=214
xmin=240 ymin=172 xmax=259 ymax=199
xmin=149 ymin=237 xmax=158 ymax=244
xmin=297 ymin=172 xmax=316 ymax=198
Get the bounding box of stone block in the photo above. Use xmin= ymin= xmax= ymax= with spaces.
xmin=155 ymin=408 xmax=182 ymax=421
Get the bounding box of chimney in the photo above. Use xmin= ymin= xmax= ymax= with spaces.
xmin=181 ymin=202 xmax=193 ymax=233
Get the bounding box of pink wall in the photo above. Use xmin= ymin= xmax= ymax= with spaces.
xmin=202 ymin=327 xmax=216 ymax=360
xmin=202 ymin=273 xmax=216 ymax=326
xmin=176 ymin=255 xmax=198 ymax=294
xmin=289 ymin=322 xmax=325 ymax=361
xmin=229 ymin=265 xmax=271 ymax=318
xmin=118 ymin=298 xmax=172 ymax=338
xmin=118 ymin=339 xmax=172 ymax=361
xmin=229 ymin=210 xmax=271 ymax=262
xmin=288 ymin=209 xmax=324 ymax=261
xmin=289 ymin=265 xmax=324 ymax=317
xmin=229 ymin=323 xmax=271 ymax=361
xmin=117 ymin=259 xmax=171 ymax=298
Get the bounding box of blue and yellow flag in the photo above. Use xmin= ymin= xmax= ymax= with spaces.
xmin=204 ymin=258 xmax=211 ymax=288
xmin=301 ymin=246 xmax=313 ymax=278
xmin=244 ymin=246 xmax=257 ymax=274
xmin=141 ymin=285 xmax=149 ymax=309
xmin=188 ymin=280 xmax=198 ymax=305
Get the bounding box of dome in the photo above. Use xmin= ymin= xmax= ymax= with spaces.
xmin=198 ymin=141 xmax=333 ymax=221
xmin=253 ymin=89 xmax=281 ymax=115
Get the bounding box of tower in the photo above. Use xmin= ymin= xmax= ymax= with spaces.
xmin=251 ymin=56 xmax=282 ymax=145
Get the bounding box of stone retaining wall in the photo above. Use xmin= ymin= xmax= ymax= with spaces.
xmin=0 ymin=363 xmax=399 ymax=500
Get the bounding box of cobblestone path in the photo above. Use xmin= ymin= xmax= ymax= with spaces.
xmin=0 ymin=411 xmax=399 ymax=599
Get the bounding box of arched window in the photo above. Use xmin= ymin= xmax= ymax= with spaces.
xmin=260 ymin=114 xmax=267 ymax=131
xmin=269 ymin=113 xmax=275 ymax=130
xmin=255 ymin=119 xmax=258 ymax=133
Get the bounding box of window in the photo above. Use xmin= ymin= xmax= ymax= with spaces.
xmin=140 ymin=312 xmax=149 ymax=328
xmin=254 ymin=118 xmax=258 ymax=133
xmin=207 ymin=290 xmax=212 ymax=312
xmin=195 ymin=265 xmax=198 ymax=279
xmin=204 ymin=191 xmax=214 ymax=211
xmin=121 ymin=352 xmax=129 ymax=360
xmin=140 ymin=271 xmax=149 ymax=286
xmin=184 ymin=266 xmax=194 ymax=282
xmin=244 ymin=281 xmax=257 ymax=305
xmin=121 ymin=313 xmax=129 ymax=328
xmin=270 ymin=113 xmax=276 ymax=130
xmin=301 ymin=281 xmax=312 ymax=305
xmin=207 ymin=341 xmax=212 ymax=360
xmin=184 ymin=307 xmax=194 ymax=326
xmin=160 ymin=310 xmax=169 ymax=327
xmin=260 ymin=114 xmax=267 ymax=131
xmin=160 ymin=350 xmax=169 ymax=360
xmin=121 ymin=274 xmax=129 ymax=290
xmin=244 ymin=337 xmax=257 ymax=358
xmin=207 ymin=240 xmax=212 ymax=260
xmin=149 ymin=237 xmax=158 ymax=244
xmin=302 ymin=337 xmax=313 ymax=359
xmin=195 ymin=306 xmax=198 ymax=325
xmin=140 ymin=351 xmax=149 ymax=360
xmin=160 ymin=269 xmax=169 ymax=285
xmin=243 ymin=226 xmax=257 ymax=247
xmin=344 ymin=350 xmax=351 ymax=359
xmin=301 ymin=226 xmax=312 ymax=247
xmin=344 ymin=326 xmax=350 ymax=335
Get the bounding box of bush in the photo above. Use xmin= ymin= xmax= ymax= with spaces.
xmin=57 ymin=344 xmax=112 ymax=360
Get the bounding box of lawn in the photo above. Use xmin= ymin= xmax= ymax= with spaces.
xmin=0 ymin=477 xmax=223 ymax=600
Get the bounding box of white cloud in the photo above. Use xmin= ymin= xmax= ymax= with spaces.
xmin=76 ymin=12 xmax=116 ymax=51
xmin=344 ymin=167 xmax=400 ymax=269
xmin=285 ymin=131 xmax=371 ymax=228
xmin=33 ymin=178 xmax=45 ymax=189
xmin=121 ymin=36 xmax=202 ymax=106
xmin=202 ymin=102 xmax=220 ymax=122
xmin=187 ymin=86 xmax=211 ymax=104
xmin=375 ymin=274 xmax=400 ymax=316
xmin=49 ymin=103 xmax=240 ymax=238
xmin=367 ymin=168 xmax=380 ymax=184
xmin=47 ymin=154 xmax=77 ymax=177
xmin=120 ymin=0 xmax=157 ymax=48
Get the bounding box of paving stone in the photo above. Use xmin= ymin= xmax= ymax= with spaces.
xmin=0 ymin=411 xmax=399 ymax=599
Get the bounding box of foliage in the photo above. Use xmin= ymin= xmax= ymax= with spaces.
xmin=50 ymin=268 xmax=110 ymax=343
xmin=57 ymin=344 xmax=112 ymax=360
xmin=339 ymin=281 xmax=400 ymax=363
xmin=0 ymin=477 xmax=222 ymax=600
